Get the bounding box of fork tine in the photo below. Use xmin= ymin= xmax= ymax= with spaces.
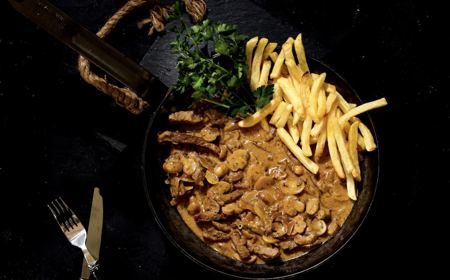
xmin=48 ymin=200 xmax=68 ymax=232
xmin=54 ymin=199 xmax=72 ymax=231
xmin=58 ymin=198 xmax=76 ymax=229
xmin=59 ymin=197 xmax=78 ymax=228
xmin=47 ymin=203 xmax=58 ymax=220
xmin=59 ymin=197 xmax=78 ymax=226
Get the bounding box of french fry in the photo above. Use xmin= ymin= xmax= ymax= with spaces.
xmin=270 ymin=38 xmax=293 ymax=79
xmin=310 ymin=118 xmax=325 ymax=137
xmin=270 ymin=101 xmax=288 ymax=125
xmin=287 ymin=115 xmax=300 ymax=144
xmin=314 ymin=117 xmax=327 ymax=161
xmin=260 ymin=118 xmax=270 ymax=131
xmin=348 ymin=121 xmax=361 ymax=181
xmin=277 ymin=128 xmax=319 ymax=174
xmin=269 ymin=52 xmax=278 ymax=63
xmin=273 ymin=82 xmax=282 ymax=100
xmin=300 ymin=115 xmax=313 ymax=157
xmin=326 ymin=92 xmax=338 ymax=113
xmin=317 ymin=88 xmax=326 ymax=120
xmin=290 ymin=76 xmax=306 ymax=121
xmin=359 ymin=122 xmax=377 ymax=151
xmin=250 ymin=38 xmax=269 ymax=91
xmin=238 ymin=98 xmax=281 ymax=128
xmin=294 ymin=33 xmax=309 ymax=74
xmin=258 ymin=60 xmax=272 ymax=88
xmin=309 ymin=72 xmax=326 ymax=123
xmin=298 ymin=75 xmax=312 ymax=117
xmin=343 ymin=120 xmax=366 ymax=151
xmin=326 ymin=107 xmax=345 ymax=179
xmin=332 ymin=112 xmax=356 ymax=178
xmin=270 ymin=49 xmax=285 ymax=79
xmin=339 ymin=98 xmax=388 ymax=126
xmin=262 ymin=42 xmax=278 ymax=61
xmin=283 ymin=40 xmax=303 ymax=82
xmin=246 ymin=36 xmax=258 ymax=79
xmin=292 ymin=111 xmax=300 ymax=125
xmin=282 ymin=38 xmax=295 ymax=62
xmin=242 ymin=35 xmax=387 ymax=201
xmin=285 ymin=60 xmax=303 ymax=85
xmin=278 ymin=77 xmax=303 ymax=119
xmin=346 ymin=172 xmax=357 ymax=201
xmin=276 ymin=104 xmax=293 ymax=128
xmin=325 ymin=83 xmax=336 ymax=94
xmin=335 ymin=91 xmax=351 ymax=113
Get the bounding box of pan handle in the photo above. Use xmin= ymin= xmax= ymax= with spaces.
xmin=8 ymin=0 xmax=155 ymax=96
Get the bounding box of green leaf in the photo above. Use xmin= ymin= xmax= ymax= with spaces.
xmin=191 ymin=90 xmax=203 ymax=100
xmin=215 ymin=39 xmax=229 ymax=55
xmin=191 ymin=25 xmax=201 ymax=34
xmin=254 ymin=85 xmax=274 ymax=109
xmin=192 ymin=76 xmax=204 ymax=90
xmin=227 ymin=76 xmax=238 ymax=88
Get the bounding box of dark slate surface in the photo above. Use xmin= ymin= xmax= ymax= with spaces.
xmin=141 ymin=0 xmax=326 ymax=87
xmin=0 ymin=0 xmax=447 ymax=279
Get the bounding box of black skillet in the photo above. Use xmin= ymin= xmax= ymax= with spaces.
xmin=9 ymin=0 xmax=379 ymax=278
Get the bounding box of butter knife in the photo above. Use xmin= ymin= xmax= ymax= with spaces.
xmin=80 ymin=187 xmax=103 ymax=280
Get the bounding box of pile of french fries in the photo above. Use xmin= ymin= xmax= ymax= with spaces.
xmin=239 ymin=34 xmax=387 ymax=200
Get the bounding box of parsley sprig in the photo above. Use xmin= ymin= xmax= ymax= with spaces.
xmin=169 ymin=2 xmax=273 ymax=118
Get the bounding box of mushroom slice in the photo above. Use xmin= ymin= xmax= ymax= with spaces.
xmin=308 ymin=219 xmax=327 ymax=236
xmin=294 ymin=233 xmax=317 ymax=246
xmin=287 ymin=215 xmax=307 ymax=236
xmin=262 ymin=235 xmax=278 ymax=244
xmin=213 ymin=163 xmax=229 ymax=178
xmin=163 ymin=156 xmax=183 ymax=173
xmin=306 ymin=197 xmax=320 ymax=215
xmin=200 ymin=126 xmax=220 ymax=142
xmin=327 ymin=220 xmax=340 ymax=235
xmin=272 ymin=222 xmax=287 ymax=238
xmin=205 ymin=170 xmax=219 ymax=185
xmin=280 ymin=240 xmax=298 ymax=251
xmin=280 ymin=177 xmax=305 ymax=195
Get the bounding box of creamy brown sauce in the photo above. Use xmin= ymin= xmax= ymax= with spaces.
xmin=159 ymin=110 xmax=354 ymax=263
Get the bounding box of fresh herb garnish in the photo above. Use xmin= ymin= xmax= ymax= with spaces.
xmin=169 ymin=2 xmax=273 ymax=118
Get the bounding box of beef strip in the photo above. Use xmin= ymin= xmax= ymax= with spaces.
xmin=230 ymin=230 xmax=251 ymax=260
xmin=158 ymin=131 xmax=220 ymax=154
xmin=168 ymin=111 xmax=203 ymax=124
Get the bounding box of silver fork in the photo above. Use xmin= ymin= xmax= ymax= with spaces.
xmin=47 ymin=197 xmax=99 ymax=276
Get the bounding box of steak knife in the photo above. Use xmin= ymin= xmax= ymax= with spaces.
xmin=80 ymin=187 xmax=103 ymax=280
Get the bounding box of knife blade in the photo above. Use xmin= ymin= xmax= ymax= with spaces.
xmin=80 ymin=187 xmax=103 ymax=280
xmin=8 ymin=0 xmax=156 ymax=94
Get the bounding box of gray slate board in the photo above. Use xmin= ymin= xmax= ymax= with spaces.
xmin=140 ymin=0 xmax=325 ymax=87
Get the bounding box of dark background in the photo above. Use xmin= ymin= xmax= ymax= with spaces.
xmin=0 ymin=0 xmax=446 ymax=279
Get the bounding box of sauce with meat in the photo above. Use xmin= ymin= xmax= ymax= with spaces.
xmin=159 ymin=110 xmax=353 ymax=263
